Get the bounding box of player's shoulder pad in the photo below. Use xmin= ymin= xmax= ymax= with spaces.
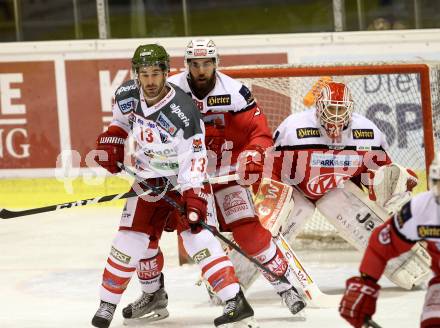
xmin=166 ymin=84 xmax=203 ymax=139
xmin=394 ymin=200 xmax=413 ymax=230
xmin=275 ymin=110 xmax=318 ymax=146
xmin=350 ymin=113 xmax=385 ymax=142
xmin=114 ymin=79 xmax=140 ymax=114
xmin=217 ymin=71 xmax=255 ymax=112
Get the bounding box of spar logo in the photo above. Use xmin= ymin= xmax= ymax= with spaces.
xmin=306 ymin=172 xmax=351 ymax=197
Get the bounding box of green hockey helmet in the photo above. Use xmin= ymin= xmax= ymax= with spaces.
xmin=132 ymin=44 xmax=170 ymax=73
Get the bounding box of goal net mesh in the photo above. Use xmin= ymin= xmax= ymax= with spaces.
xmin=224 ymin=62 xmax=440 ymax=248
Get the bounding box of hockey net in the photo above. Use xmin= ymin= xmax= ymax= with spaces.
xmin=223 ymin=62 xmax=440 ymax=249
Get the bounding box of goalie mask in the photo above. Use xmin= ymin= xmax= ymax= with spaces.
xmin=316 ymin=82 xmax=354 ymax=141
xmin=429 ymin=153 xmax=440 ymax=204
xmin=184 ymin=39 xmax=219 ymax=66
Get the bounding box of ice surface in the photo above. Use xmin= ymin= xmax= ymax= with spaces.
xmin=0 ymin=207 xmax=424 ymax=327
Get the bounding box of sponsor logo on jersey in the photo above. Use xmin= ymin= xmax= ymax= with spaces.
xmin=193 ymin=248 xmax=211 ymax=264
xmin=223 ymin=191 xmax=248 ymax=216
xmin=118 ymin=97 xmax=138 ymax=114
xmin=159 ymin=131 xmax=169 ymax=143
xmin=116 ymin=83 xmax=137 ymax=95
xmin=310 ymin=153 xmax=362 ymax=168
xmin=192 ymin=138 xmax=203 ymax=152
xmin=306 ymin=172 xmax=351 ymax=197
xmin=296 ymin=127 xmax=321 ymax=139
xmin=357 ymin=145 xmax=372 ymax=151
xmin=156 ymin=112 xmax=177 ymax=136
xmin=110 ymin=246 xmax=131 ymax=264
xmin=352 ymin=129 xmax=374 ymax=139
xmin=207 ymin=95 xmax=231 ymax=107
xmin=151 ymin=161 xmax=179 ymax=171
xmin=378 ymin=225 xmax=391 ymax=244
xmin=203 ymin=113 xmax=225 ymax=127
xmin=417 ymin=225 xmax=440 ymax=238
xmin=170 ymin=103 xmax=190 ymax=127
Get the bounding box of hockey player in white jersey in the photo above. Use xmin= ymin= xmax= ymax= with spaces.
xmin=126 ymin=38 xmax=307 ymax=317
xmin=340 ymin=154 xmax=440 ymax=328
xmin=91 ymin=44 xmax=256 ymax=328
xmin=268 ymin=81 xmax=430 ymax=291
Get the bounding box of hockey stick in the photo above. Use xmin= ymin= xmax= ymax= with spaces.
xmin=120 ymin=163 xmax=294 ymax=286
xmin=274 ymin=234 xmax=341 ymax=308
xmin=365 ymin=318 xmax=382 ymax=328
xmin=0 ymin=165 xmax=239 ymax=220
xmin=0 ymin=189 xmax=154 ymax=220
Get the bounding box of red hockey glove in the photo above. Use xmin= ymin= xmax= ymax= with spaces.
xmin=339 ymin=276 xmax=380 ymax=328
xmin=182 ymin=188 xmax=208 ymax=234
xmin=95 ymin=126 xmax=127 ymax=174
xmin=237 ymin=145 xmax=265 ymax=186
xmin=205 ymin=124 xmax=226 ymax=156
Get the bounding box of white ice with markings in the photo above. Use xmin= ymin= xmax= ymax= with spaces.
xmin=0 ymin=207 xmax=425 ymax=327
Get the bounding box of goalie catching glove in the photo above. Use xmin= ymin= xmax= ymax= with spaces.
xmin=182 ymin=187 xmax=208 ymax=234
xmin=339 ymin=275 xmax=380 ymax=328
xmin=367 ymin=163 xmax=418 ymax=214
xmin=95 ymin=126 xmax=128 ymax=174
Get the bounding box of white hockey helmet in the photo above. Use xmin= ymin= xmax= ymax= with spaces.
xmin=316 ymin=81 xmax=354 ymax=140
xmin=184 ymin=38 xmax=219 ymax=66
xmin=429 ymin=153 xmax=440 ymax=203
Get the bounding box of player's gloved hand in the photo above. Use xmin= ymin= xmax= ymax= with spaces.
xmin=95 ymin=126 xmax=127 ymax=174
xmin=339 ymin=275 xmax=380 ymax=328
xmin=182 ymin=188 xmax=208 ymax=234
xmin=205 ymin=124 xmax=226 ymax=156
xmin=237 ymin=145 xmax=265 ymax=186
xmin=367 ymin=163 xmax=418 ymax=213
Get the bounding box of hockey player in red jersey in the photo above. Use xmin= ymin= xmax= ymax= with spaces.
xmin=268 ymin=81 xmax=431 ymax=292
xmin=339 ymin=154 xmax=440 ymax=328
xmin=91 ymin=44 xmax=257 ymax=328
xmin=164 ymin=39 xmax=306 ymax=315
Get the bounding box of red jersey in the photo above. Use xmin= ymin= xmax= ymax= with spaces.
xmin=273 ymin=109 xmax=392 ymax=200
xmin=168 ymin=71 xmax=272 ymax=173
xmin=360 ymin=190 xmax=440 ymax=279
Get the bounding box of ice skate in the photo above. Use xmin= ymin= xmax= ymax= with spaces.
xmin=214 ymin=289 xmax=259 ymax=328
xmin=279 ymin=286 xmax=306 ymax=315
xmin=122 ymin=286 xmax=169 ymax=325
xmin=91 ymin=300 xmax=117 ymax=328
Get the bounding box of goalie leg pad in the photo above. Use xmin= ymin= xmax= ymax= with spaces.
xmin=281 ymin=187 xmax=316 ymax=246
xmin=316 ymin=180 xmax=431 ymax=289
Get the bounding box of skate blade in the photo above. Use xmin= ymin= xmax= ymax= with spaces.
xmin=123 ymin=308 xmax=169 ymax=326
xmin=217 ymin=316 xmax=260 ymax=328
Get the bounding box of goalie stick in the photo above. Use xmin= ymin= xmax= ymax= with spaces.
xmin=0 ymin=169 xmax=239 ymax=220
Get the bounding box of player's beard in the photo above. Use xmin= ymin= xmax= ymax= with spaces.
xmin=190 ymin=72 xmax=216 ymax=99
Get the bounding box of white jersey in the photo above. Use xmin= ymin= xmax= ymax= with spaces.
xmin=273 ymin=109 xmax=391 ymax=200
xmin=110 ymin=79 xmax=207 ymax=191
xmin=394 ymin=191 xmax=440 ymax=242
xmin=168 ymin=70 xmax=255 ymax=114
